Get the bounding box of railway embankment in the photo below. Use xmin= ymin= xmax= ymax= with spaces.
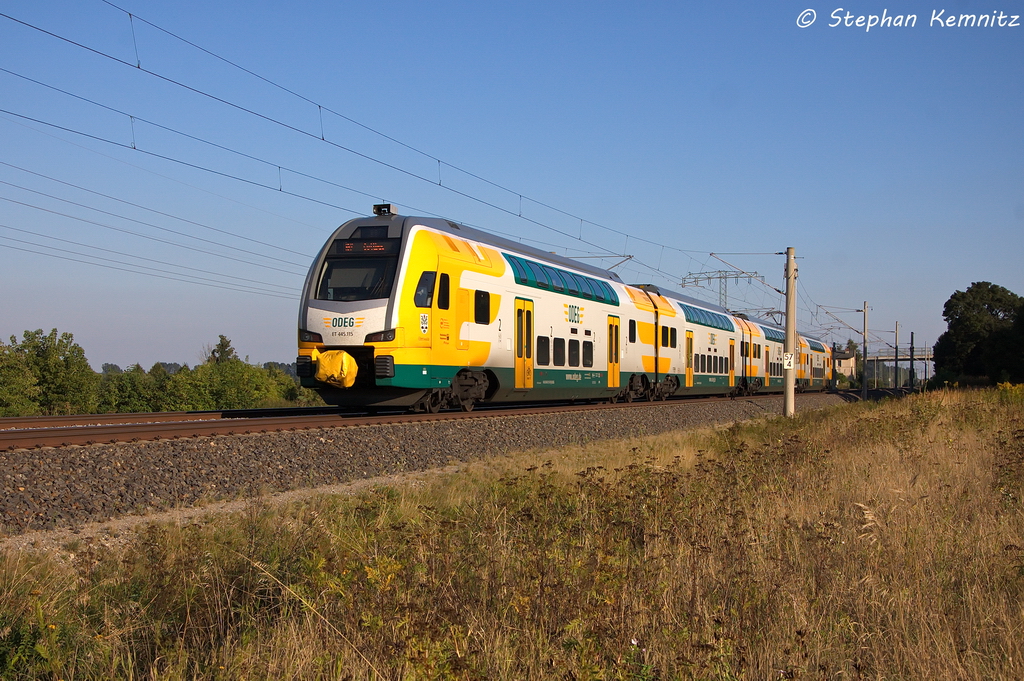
xmin=1 ymin=394 xmax=845 ymax=534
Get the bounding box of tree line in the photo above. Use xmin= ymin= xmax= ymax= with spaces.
xmin=0 ymin=330 xmax=322 ymax=417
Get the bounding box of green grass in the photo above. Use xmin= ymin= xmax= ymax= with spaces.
xmin=2 ymin=389 xmax=1023 ymax=679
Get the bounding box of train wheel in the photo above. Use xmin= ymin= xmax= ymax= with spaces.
xmin=460 ymin=398 xmax=475 ymax=412
xmin=425 ymin=391 xmax=442 ymax=413
xmin=609 ymin=395 xmax=618 ymax=404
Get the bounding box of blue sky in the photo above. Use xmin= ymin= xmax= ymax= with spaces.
xmin=1 ymin=1 xmax=1021 ymax=369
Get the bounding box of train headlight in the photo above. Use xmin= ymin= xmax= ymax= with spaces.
xmin=364 ymin=329 xmax=396 ymax=343
xmin=299 ymin=329 xmax=323 ymax=343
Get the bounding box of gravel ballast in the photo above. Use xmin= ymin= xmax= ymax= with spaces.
xmin=1 ymin=394 xmax=847 ymax=535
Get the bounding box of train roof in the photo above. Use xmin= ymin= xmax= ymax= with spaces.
xmin=336 ymin=208 xmax=832 ymax=351
xmin=332 ymin=210 xmax=625 ymax=283
xmin=633 ymin=284 xmax=731 ymax=314
xmin=633 ymin=284 xmax=829 ymax=349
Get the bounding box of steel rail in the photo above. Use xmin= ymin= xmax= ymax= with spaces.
xmin=0 ymin=395 xmax=787 ymax=451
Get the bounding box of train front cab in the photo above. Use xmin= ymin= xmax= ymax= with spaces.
xmin=296 ymin=210 xmax=425 ymax=407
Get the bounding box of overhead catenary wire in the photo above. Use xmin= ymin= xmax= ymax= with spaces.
xmin=93 ymin=1 xmax=718 ymax=258
xmin=0 ymin=56 xmax=718 ymax=295
xmin=0 ymin=106 xmax=632 ymax=274
xmin=0 ymin=194 xmax=306 ymax=277
xmin=0 ymin=12 xmax=711 ymax=262
xmin=0 ymin=177 xmax=306 ymax=268
xmin=0 ymin=241 xmax=295 ymax=300
xmin=0 ymin=160 xmax=311 ymax=260
xmin=0 ymin=223 xmax=298 ymax=293
xmin=0 ymin=108 xmax=325 ymax=234
xmin=1 ymin=11 xmax=848 ymax=325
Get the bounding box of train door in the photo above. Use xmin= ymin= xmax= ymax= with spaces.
xmin=514 ymin=298 xmax=534 ymax=389
xmin=764 ymin=346 xmax=770 ymax=386
xmin=607 ymin=316 xmax=620 ymax=389
xmin=729 ymin=339 xmax=735 ymax=387
xmin=685 ymin=330 xmax=694 ymax=388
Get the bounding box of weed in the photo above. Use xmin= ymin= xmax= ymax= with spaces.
xmin=2 ymin=390 xmax=1023 ymax=678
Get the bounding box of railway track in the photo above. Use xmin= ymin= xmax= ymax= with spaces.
xmin=0 ymin=394 xmax=790 ymax=451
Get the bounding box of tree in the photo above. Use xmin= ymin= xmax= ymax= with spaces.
xmin=933 ymin=282 xmax=1022 ymax=382
xmin=206 ymin=335 xmax=238 ymax=364
xmin=11 ymin=329 xmax=100 ymax=415
xmin=0 ymin=341 xmax=40 ymax=416
xmin=98 ymin=364 xmax=159 ymax=413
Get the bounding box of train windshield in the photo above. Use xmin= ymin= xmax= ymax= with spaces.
xmin=315 ymin=237 xmax=402 ymax=302
xmin=316 ymin=256 xmax=399 ymax=302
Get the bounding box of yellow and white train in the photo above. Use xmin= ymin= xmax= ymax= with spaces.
xmin=296 ymin=205 xmax=833 ymax=410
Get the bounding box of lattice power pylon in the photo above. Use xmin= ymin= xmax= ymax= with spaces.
xmin=680 ymin=270 xmax=763 ymax=309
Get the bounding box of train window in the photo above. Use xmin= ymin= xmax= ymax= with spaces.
xmin=661 ymin=326 xmax=669 ymax=348
xmin=507 ymin=257 xmax=528 ymax=282
xmin=526 ymin=261 xmax=550 ymax=288
xmin=516 ymin=309 xmax=523 ymax=359
xmin=317 ymin=256 xmax=399 ymax=302
xmin=628 ymin=320 xmax=637 ymax=344
xmin=565 ymin=274 xmax=580 ymax=296
xmin=525 ymin=310 xmax=532 ymax=358
xmin=670 ymin=328 xmax=677 ymax=348
xmin=474 ymin=290 xmax=490 ymax=324
xmin=577 ymin=276 xmax=597 ymax=299
xmin=536 ymin=336 xmax=550 ymax=365
xmin=543 ymin=267 xmax=565 ymax=292
xmin=568 ymin=339 xmax=580 ymax=367
xmin=553 ymin=338 xmax=566 ymax=366
xmin=699 ymin=354 xmax=705 ymax=373
xmin=582 ymin=341 xmax=593 ymax=367
xmin=413 ymin=271 xmax=436 ymax=308
xmin=437 ymin=273 xmax=450 ymax=310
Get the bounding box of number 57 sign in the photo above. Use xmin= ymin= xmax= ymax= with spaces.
xmin=783 ymin=353 xmax=795 ymax=370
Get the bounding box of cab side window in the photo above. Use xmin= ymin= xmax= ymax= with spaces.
xmin=437 ymin=273 xmax=450 ymax=310
xmin=414 ymin=271 xmax=436 ymax=308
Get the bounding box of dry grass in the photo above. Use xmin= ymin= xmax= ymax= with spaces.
xmin=2 ymin=390 xmax=1023 ymax=679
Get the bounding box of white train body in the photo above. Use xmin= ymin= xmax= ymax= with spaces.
xmin=297 ymin=207 xmax=832 ymax=410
